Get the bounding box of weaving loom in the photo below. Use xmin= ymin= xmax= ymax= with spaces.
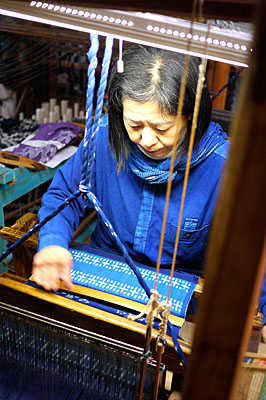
xmin=0 ymin=254 xmax=194 ymax=399
xmin=0 ymin=212 xmax=201 ymax=397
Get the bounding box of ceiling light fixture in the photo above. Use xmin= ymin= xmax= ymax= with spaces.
xmin=0 ymin=1 xmax=252 ymax=67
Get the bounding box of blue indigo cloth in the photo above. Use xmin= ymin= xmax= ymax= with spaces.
xmin=27 ymin=244 xmax=199 ymax=334
xmin=259 ymin=274 xmax=266 ymax=326
xmin=128 ymin=146 xmax=178 ymax=184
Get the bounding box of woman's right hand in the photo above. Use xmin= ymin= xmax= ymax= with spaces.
xmin=32 ymin=245 xmax=73 ymax=292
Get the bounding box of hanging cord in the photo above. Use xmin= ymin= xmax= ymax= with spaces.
xmin=166 ymin=22 xmax=211 ymax=303
xmin=153 ymin=301 xmax=172 ymax=399
xmin=134 ymin=39 xmax=195 ymax=400
xmin=80 ymin=33 xmax=99 ymax=190
xmin=82 ymin=35 xmax=114 ymax=190
xmin=157 ymin=56 xmax=210 ymax=374
xmin=130 ymin=289 xmax=161 ymax=400
xmin=211 ymin=67 xmax=244 ymax=102
xmin=150 ymin=60 xmax=210 ymax=377
xmin=133 ymin=24 xmax=197 ymax=394
xmin=167 ymin=59 xmax=208 ymax=303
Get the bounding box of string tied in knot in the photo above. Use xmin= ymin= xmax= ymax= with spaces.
xmin=141 ymin=348 xmax=152 ymax=362
xmin=79 ymin=183 xmax=91 ymax=200
xmin=128 ymin=289 xmax=161 ymax=324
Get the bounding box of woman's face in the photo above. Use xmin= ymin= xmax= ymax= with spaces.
xmin=123 ymin=99 xmax=188 ymax=159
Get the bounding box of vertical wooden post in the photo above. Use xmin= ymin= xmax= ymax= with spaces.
xmin=206 ymin=60 xmax=216 ymax=96
xmin=182 ymin=0 xmax=266 ymax=398
xmin=211 ymin=62 xmax=231 ymax=109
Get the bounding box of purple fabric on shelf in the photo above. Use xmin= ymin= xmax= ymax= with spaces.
xmin=11 ymin=122 xmax=80 ymax=163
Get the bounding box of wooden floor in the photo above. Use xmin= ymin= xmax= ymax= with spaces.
xmin=170 ymin=322 xmax=266 ymax=399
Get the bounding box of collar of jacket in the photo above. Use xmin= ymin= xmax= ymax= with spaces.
xmin=177 ymin=122 xmax=228 ymax=170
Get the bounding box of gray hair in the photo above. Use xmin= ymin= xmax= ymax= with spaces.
xmin=107 ymin=44 xmax=212 ymax=171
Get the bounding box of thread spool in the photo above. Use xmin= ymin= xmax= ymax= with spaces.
xmin=66 ymin=108 xmax=73 ymax=121
xmin=74 ymin=102 xmax=79 ymax=118
xmin=35 ymin=108 xmax=41 ymax=122
xmin=43 ymin=117 xmax=48 ymax=124
xmin=49 ymin=98 xmax=56 ymax=110
xmin=79 ymin=110 xmax=85 ymax=118
xmin=61 ymin=100 xmax=68 ymax=117
xmin=40 ymin=108 xmax=45 ymax=123
xmin=36 ymin=108 xmax=45 ymax=123
xmin=54 ymin=105 xmax=60 ymax=121
xmin=41 ymin=102 xmax=49 ymax=118
xmin=49 ymin=111 xmax=57 ymax=123
xmin=19 ymin=112 xmax=24 ymax=121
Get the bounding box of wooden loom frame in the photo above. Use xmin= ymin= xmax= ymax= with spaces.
xmin=1 ymin=0 xmax=266 ymax=398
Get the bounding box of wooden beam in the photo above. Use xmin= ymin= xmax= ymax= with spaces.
xmin=182 ymin=0 xmax=266 ymax=398
xmin=13 ymin=0 xmax=258 ymax=21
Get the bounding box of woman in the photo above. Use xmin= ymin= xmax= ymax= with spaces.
xmin=32 ymin=44 xmax=229 ymax=292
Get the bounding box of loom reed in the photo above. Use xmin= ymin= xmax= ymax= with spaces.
xmin=0 ymin=304 xmax=156 ymax=399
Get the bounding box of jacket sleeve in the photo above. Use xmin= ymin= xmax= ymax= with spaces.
xmin=38 ymin=142 xmax=89 ymax=251
xmin=259 ymin=272 xmax=266 ymax=326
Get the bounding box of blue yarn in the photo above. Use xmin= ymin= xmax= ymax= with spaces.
xmin=167 ymin=321 xmax=187 ymax=368
xmin=85 ymin=35 xmax=113 ymax=189
xmin=81 ymin=33 xmax=99 ymax=189
xmin=211 ymin=67 xmax=244 ymax=101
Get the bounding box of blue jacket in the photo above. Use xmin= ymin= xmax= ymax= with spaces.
xmin=38 ymin=114 xmax=229 ymax=277
xmin=259 ymin=278 xmax=266 ymax=326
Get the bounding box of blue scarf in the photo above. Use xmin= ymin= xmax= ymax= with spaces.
xmin=127 ymin=145 xmax=177 ymax=184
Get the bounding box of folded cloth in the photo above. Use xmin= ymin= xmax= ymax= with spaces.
xmin=0 ymin=118 xmax=39 ymax=149
xmin=10 ymin=122 xmax=80 ymax=163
